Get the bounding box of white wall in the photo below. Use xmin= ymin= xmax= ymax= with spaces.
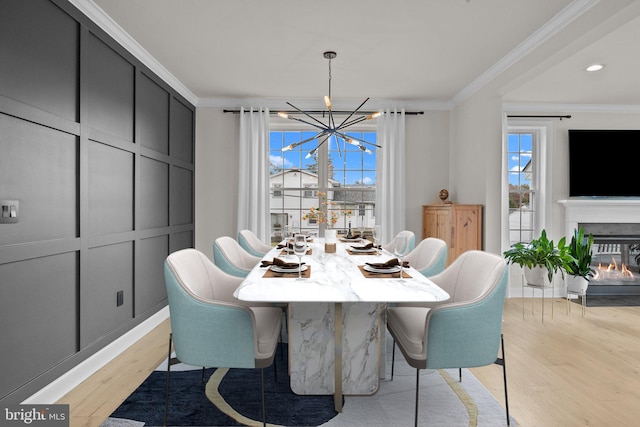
xmin=449 ymin=87 xmax=504 ymax=255
xmin=405 ymin=111 xmax=450 ymax=239
xmin=195 ymin=108 xmax=239 ymax=258
xmin=194 ymin=108 xmax=451 ymax=259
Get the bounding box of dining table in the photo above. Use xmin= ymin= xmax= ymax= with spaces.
xmin=233 ymin=236 xmax=450 ymax=412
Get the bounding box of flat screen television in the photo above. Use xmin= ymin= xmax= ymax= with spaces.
xmin=568 ymin=129 xmax=640 ymax=197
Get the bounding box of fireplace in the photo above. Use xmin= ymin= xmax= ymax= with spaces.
xmin=560 ymin=199 xmax=640 ymax=296
xmin=580 ymin=223 xmax=640 ymax=295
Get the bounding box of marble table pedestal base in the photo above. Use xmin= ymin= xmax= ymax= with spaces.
xmin=288 ymin=302 xmax=382 ymax=411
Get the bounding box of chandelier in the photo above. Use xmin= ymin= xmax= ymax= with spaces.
xmin=279 ymin=51 xmax=381 ymax=159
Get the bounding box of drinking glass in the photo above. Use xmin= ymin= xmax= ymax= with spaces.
xmin=358 ymin=216 xmax=365 ymax=240
xmin=373 ymin=225 xmax=382 ymax=255
xmin=284 ymin=225 xmax=293 ymax=255
xmin=394 ymin=235 xmax=410 ymax=281
xmin=293 ymin=234 xmax=307 ymax=279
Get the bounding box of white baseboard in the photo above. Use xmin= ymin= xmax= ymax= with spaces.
xmin=22 ymin=307 xmax=170 ymax=404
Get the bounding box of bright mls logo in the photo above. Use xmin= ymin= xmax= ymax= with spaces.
xmin=1 ymin=405 xmax=68 ymax=427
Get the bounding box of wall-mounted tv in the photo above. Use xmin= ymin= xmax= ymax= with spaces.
xmin=569 ymin=129 xmax=640 ymax=197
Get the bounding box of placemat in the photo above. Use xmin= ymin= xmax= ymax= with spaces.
xmin=347 ymin=249 xmax=378 ymax=256
xmin=357 ymin=265 xmax=411 ymax=279
xmin=262 ymin=266 xmax=311 ymax=278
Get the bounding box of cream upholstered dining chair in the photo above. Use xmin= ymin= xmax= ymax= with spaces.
xmin=403 ymin=237 xmax=448 ymax=277
xmin=238 ymin=229 xmax=272 ymax=257
xmin=213 ymin=236 xmax=261 ymax=277
xmin=387 ymin=250 xmax=510 ymax=427
xmin=163 ymin=248 xmax=282 ymax=427
xmin=383 ymin=230 xmax=416 ymax=253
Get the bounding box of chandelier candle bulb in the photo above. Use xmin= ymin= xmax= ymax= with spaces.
xmin=324 ymin=95 xmax=332 ymax=110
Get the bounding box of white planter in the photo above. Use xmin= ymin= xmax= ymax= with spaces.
xmin=524 ymin=266 xmax=551 ymax=288
xmin=567 ymin=275 xmax=589 ymax=295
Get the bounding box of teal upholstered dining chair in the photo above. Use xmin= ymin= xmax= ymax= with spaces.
xmin=383 ymin=230 xmax=416 ymax=254
xmin=213 ymin=236 xmax=262 ymax=277
xmin=403 ymin=237 xmax=448 ymax=277
xmin=387 ymin=250 xmax=510 ymax=427
xmin=238 ymin=229 xmax=272 ymax=257
xmin=164 ymin=248 xmax=282 ymax=427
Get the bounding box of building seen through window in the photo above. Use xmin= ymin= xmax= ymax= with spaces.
xmin=269 ymin=130 xmax=377 ymax=242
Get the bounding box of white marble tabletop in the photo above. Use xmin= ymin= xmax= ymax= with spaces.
xmin=234 ymin=238 xmax=450 ymax=303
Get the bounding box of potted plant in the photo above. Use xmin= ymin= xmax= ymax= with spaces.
xmin=503 ymin=229 xmax=575 ymax=287
xmin=564 ymin=227 xmax=595 ymax=294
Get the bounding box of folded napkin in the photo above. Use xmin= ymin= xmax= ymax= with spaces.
xmin=352 ymin=242 xmax=374 ymax=250
xmin=260 ymin=257 xmax=304 ymax=269
xmin=365 ymin=258 xmax=409 ymax=269
xmin=276 ymin=242 xmax=293 ymax=250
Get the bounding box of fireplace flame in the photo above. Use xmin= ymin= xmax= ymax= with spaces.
xmin=594 ymin=257 xmax=635 ymax=281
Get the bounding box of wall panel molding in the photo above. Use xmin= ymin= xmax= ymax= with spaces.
xmin=0 ymin=0 xmax=195 ymax=403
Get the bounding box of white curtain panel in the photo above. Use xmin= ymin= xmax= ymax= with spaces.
xmin=376 ymin=109 xmax=406 ymax=245
xmin=237 ymin=107 xmax=271 ymax=243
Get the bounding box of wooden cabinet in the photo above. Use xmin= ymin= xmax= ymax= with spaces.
xmin=422 ymin=204 xmax=482 ymax=265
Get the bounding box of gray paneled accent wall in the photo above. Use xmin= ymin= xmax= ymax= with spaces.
xmin=0 ymin=0 xmax=195 ymax=403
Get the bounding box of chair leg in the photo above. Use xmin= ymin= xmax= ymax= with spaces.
xmin=495 ymin=333 xmax=511 ymax=426
xmin=261 ymin=368 xmax=267 ymax=427
xmin=414 ymin=368 xmax=420 ymax=427
xmin=459 ymin=368 xmax=462 ymax=382
xmin=391 ymin=339 xmax=396 ymax=380
xmin=163 ymin=334 xmax=173 ymax=427
xmin=273 ymin=348 xmax=278 ymax=382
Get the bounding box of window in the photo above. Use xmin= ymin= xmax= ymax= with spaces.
xmin=505 ymin=121 xmax=550 ymax=248
xmin=303 ymin=184 xmax=316 ymax=198
xmin=507 ymin=132 xmax=535 ymax=244
xmin=269 ymin=130 xmax=377 ymax=236
xmin=272 ymin=184 xmax=282 ymax=197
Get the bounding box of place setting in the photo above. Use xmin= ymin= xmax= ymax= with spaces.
xmin=260 ymin=257 xmax=310 ymax=278
xmin=262 ymin=235 xmax=311 ymax=279
xmin=276 ymin=241 xmax=313 ymax=256
xmin=346 ymin=242 xmax=379 ymax=255
xmin=358 ymin=258 xmax=412 ymax=279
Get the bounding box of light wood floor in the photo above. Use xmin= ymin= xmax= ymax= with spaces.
xmin=57 ymin=298 xmax=640 ymax=427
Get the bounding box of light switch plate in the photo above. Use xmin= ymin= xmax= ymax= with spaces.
xmin=0 ymin=200 xmax=19 ymax=223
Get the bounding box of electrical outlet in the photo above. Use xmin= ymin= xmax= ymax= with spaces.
xmin=116 ymin=290 xmax=124 ymax=307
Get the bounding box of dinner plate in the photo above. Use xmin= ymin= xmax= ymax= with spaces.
xmin=271 ymin=264 xmax=308 ymax=273
xmin=363 ymin=264 xmax=400 ymax=274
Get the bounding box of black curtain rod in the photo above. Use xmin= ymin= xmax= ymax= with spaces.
xmin=223 ymin=109 xmax=424 ymax=116
xmin=507 ymin=114 xmax=571 ymax=120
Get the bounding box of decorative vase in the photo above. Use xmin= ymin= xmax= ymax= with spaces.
xmin=324 ymin=229 xmax=337 ymax=253
xmin=567 ymin=275 xmax=589 ymax=294
xmin=524 ymin=266 xmax=551 ymax=287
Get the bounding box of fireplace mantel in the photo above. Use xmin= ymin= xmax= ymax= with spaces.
xmin=558 ymin=199 xmax=640 ymax=236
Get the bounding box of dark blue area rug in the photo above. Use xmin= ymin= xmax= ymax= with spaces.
xmin=105 ymin=335 xmax=517 ymax=427
xmin=108 ymin=345 xmax=338 ymax=426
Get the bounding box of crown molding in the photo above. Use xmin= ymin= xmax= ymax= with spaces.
xmin=450 ymin=0 xmax=600 ymax=108
xmin=69 ymin=0 xmax=198 ymax=106
xmin=503 ymin=102 xmax=640 ymax=114
xmin=196 ymin=96 xmax=451 ymax=112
